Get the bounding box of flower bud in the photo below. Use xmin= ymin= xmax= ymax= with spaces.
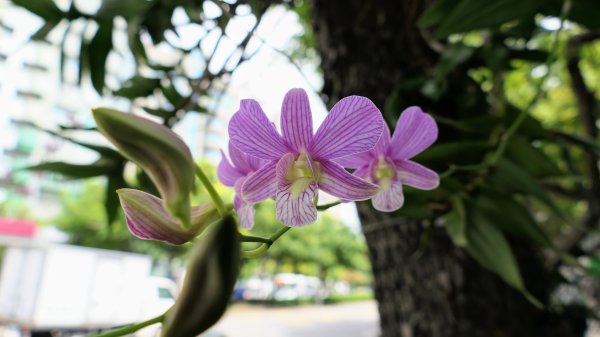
xmin=117 ymin=189 xmax=220 ymax=245
xmin=93 ymin=107 xmax=195 ymax=227
xmin=162 ymin=215 xmax=240 ymax=337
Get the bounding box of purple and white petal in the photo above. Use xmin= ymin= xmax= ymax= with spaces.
xmin=353 ymin=164 xmax=372 ymax=181
xmin=234 ymin=193 xmax=256 ymax=230
xmin=309 ymin=96 xmax=384 ymax=160
xmin=372 ymin=124 xmax=391 ymax=157
xmin=318 ymin=160 xmax=379 ymax=201
xmin=229 ymin=99 xmax=290 ymax=160
xmin=372 ymin=182 xmax=405 ymax=212
xmin=395 ymin=160 xmax=440 ymax=190
xmin=334 ymin=151 xmax=374 ymax=169
xmin=281 ymin=88 xmax=313 ymax=152
xmin=390 ymin=106 xmax=438 ymax=160
xmin=218 ymin=150 xmax=243 ymax=187
xmin=275 ymin=153 xmax=318 ymax=227
xmin=242 ymin=160 xmax=278 ymax=203
xmin=229 ymin=142 xmax=254 ymax=174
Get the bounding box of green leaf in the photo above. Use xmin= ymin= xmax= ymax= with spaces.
xmin=26 ymin=158 xmax=118 ymax=179
xmin=505 ymin=136 xmax=562 ymax=178
xmin=162 ymin=216 xmax=240 ymax=337
xmin=78 ymin=28 xmax=90 ymax=85
xmin=417 ymin=0 xmax=458 ymax=28
xmin=445 ymin=196 xmax=467 ymax=246
xmin=89 ymin=19 xmax=114 ymax=94
xmin=162 ymin=83 xmax=186 ymax=108
xmin=12 ymin=0 xmax=63 ymax=21
xmin=491 ymin=158 xmax=563 ymax=217
xmin=143 ymin=107 xmax=173 ymax=119
xmin=114 ymin=75 xmax=160 ymax=98
xmin=433 ymin=0 xmax=542 ymax=38
xmin=555 ymin=131 xmax=600 ymax=157
xmin=413 ymin=141 xmax=490 ymax=167
xmin=97 ymin=0 xmax=153 ymax=19
xmin=105 ymin=173 xmax=126 ymax=226
xmin=475 ymin=189 xmax=552 ymax=246
xmin=466 ymin=204 xmax=542 ymax=308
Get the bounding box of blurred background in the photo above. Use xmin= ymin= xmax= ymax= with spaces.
xmin=1 ymin=0 xmax=600 ymax=337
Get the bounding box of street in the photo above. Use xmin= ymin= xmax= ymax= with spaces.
xmin=206 ymin=300 xmax=379 ymax=337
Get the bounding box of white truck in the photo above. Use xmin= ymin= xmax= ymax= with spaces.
xmin=0 ymin=236 xmax=177 ymax=337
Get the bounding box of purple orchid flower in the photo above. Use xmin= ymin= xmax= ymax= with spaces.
xmin=218 ymin=142 xmax=268 ymax=229
xmin=228 ymin=88 xmax=384 ymax=227
xmin=336 ymin=106 xmax=439 ymax=212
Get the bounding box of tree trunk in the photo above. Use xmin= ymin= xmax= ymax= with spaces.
xmin=310 ymin=1 xmax=586 ymax=336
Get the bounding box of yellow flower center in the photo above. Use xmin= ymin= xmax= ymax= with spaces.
xmin=286 ymin=153 xmax=320 ymax=198
xmin=373 ymin=157 xmax=395 ymax=189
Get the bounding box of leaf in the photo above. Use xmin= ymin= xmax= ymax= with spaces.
xmin=466 ymin=204 xmax=542 ymax=308
xmin=113 ymin=75 xmax=160 ymax=98
xmin=413 ymin=141 xmax=490 ymax=167
xmin=505 ymin=105 xmax=551 ymax=139
xmin=162 ymin=216 xmax=241 ymax=337
xmin=417 ymin=0 xmax=458 ymax=28
xmin=433 ymin=0 xmax=543 ymax=38
xmin=554 ymin=131 xmax=600 ymax=157
xmin=162 ymin=83 xmax=186 ymax=108
xmin=105 ymin=173 xmax=127 ymax=226
xmin=446 ymin=196 xmax=467 ymax=246
xmin=505 ymin=136 xmax=562 ymax=178
xmin=89 ymin=19 xmax=114 ymax=94
xmin=30 ymin=20 xmax=60 ymax=41
xmin=11 ymin=0 xmax=63 ymax=21
xmin=491 ymin=158 xmax=563 ymax=217
xmin=26 ymin=158 xmax=118 ymax=179
xmin=475 ymin=189 xmax=552 ymax=246
xmin=78 ymin=28 xmax=90 ymax=85
xmin=97 ymin=0 xmax=153 ymax=19
xmin=143 ymin=107 xmax=173 ymax=119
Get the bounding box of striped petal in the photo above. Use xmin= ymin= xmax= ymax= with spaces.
xmin=242 ymin=160 xmax=277 ymax=203
xmin=318 ymin=160 xmax=379 ymax=201
xmin=309 ymin=96 xmax=384 ymax=160
xmin=395 ymin=160 xmax=440 ymax=190
xmin=390 ymin=106 xmax=438 ymax=160
xmin=217 ymin=150 xmax=243 ymax=187
xmin=281 ymin=88 xmax=313 ymax=153
xmin=118 ymin=189 xmax=220 ymax=245
xmin=275 ymin=153 xmax=318 ymax=227
xmin=372 ymin=182 xmax=404 ymax=212
xmin=234 ymin=182 xmax=255 ymax=230
xmin=229 ymin=99 xmax=290 ymax=161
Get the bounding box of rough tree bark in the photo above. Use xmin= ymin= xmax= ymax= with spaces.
xmin=309 ymin=1 xmax=586 ymax=336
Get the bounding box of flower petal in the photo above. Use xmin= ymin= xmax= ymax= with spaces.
xmin=334 ymin=151 xmax=373 ymax=169
xmin=353 ymin=164 xmax=372 ymax=181
xmin=390 ymin=106 xmax=438 ymax=160
xmin=309 ymin=96 xmax=384 ymax=160
xmin=218 ymin=150 xmax=243 ymax=187
xmin=372 ymin=123 xmax=391 ymax=156
xmin=242 ymin=160 xmax=277 ymax=203
xmin=281 ymin=88 xmax=313 ymax=152
xmin=395 ymin=160 xmax=440 ymax=190
xmin=118 ymin=189 xmax=219 ymax=245
xmin=318 ymin=160 xmax=379 ymax=201
xmin=234 ymin=194 xmax=255 ymax=230
xmin=229 ymin=99 xmax=289 ymax=160
xmin=372 ymin=182 xmax=404 ymax=212
xmin=275 ymin=153 xmax=318 ymax=227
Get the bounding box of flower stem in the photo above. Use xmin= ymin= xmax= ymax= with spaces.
xmin=90 ymin=313 xmax=165 ymax=337
xmin=240 ymin=234 xmax=273 ymax=245
xmin=241 ymin=226 xmax=291 ymax=258
xmin=316 ymin=201 xmax=341 ymax=211
xmin=194 ymin=163 xmax=227 ymax=217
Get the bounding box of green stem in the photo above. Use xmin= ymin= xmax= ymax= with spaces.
xmin=240 ymin=234 xmax=273 ymax=245
xmin=241 ymin=226 xmax=291 ymax=258
xmin=316 ymin=201 xmax=341 ymax=211
xmin=90 ymin=313 xmax=165 ymax=337
xmin=194 ymin=164 xmax=227 ymax=217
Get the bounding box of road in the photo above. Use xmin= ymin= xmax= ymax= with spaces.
xmin=206 ymin=300 xmax=379 ymax=337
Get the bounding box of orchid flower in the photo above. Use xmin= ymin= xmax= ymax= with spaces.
xmin=228 ymin=88 xmax=383 ymax=227
xmin=217 ymin=143 xmax=268 ymax=229
xmin=336 ymin=106 xmax=439 ymax=212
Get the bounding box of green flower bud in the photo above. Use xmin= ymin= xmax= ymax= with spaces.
xmin=117 ymin=189 xmax=221 ymax=245
xmin=92 ymin=108 xmax=194 ymax=227
xmin=162 ymin=215 xmax=240 ymax=337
